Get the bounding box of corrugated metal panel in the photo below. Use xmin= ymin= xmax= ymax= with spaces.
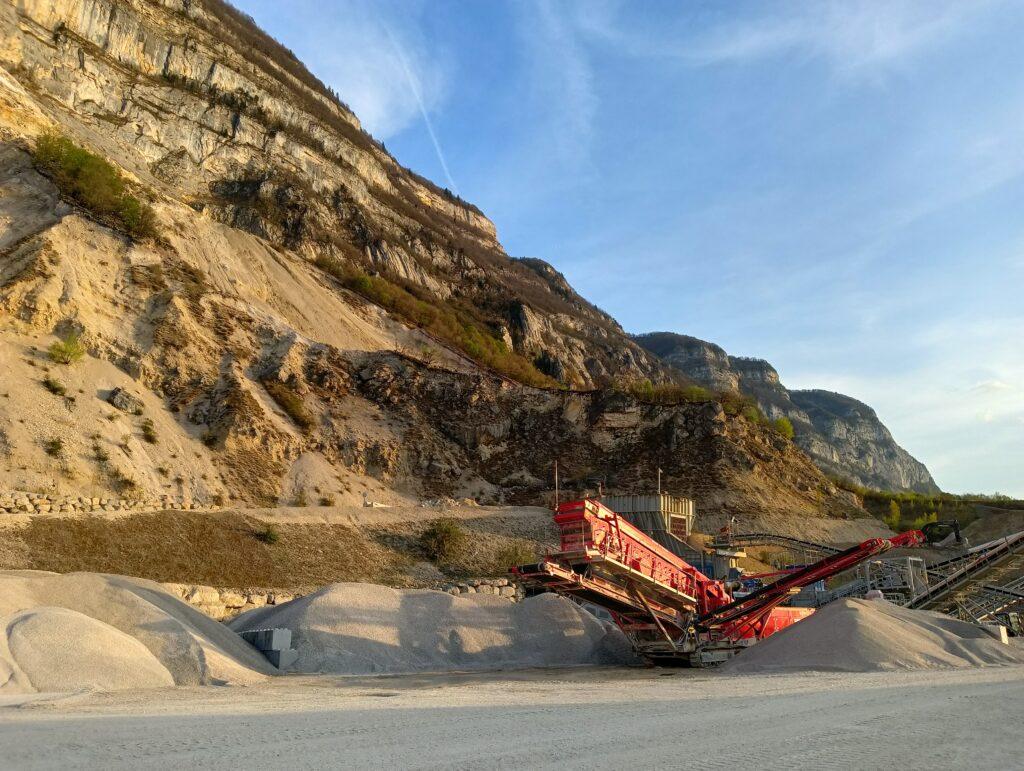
xmin=599 ymin=494 xmax=695 ymax=537
xmin=600 ymin=494 xmax=694 ymax=517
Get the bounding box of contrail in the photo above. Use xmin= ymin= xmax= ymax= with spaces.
xmin=383 ymin=25 xmax=460 ymax=196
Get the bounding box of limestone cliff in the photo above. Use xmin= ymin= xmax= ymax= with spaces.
xmin=0 ymin=0 xmax=867 ymax=523
xmin=634 ymin=333 xmax=938 ymax=493
xmin=0 ymin=0 xmax=667 ymax=388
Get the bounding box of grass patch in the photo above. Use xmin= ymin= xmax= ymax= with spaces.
xmin=254 ymin=524 xmax=280 ymax=545
xmin=420 ymin=517 xmax=467 ymax=564
xmin=141 ymin=418 xmax=158 ymax=444
xmin=32 ymin=132 xmax=157 ymax=239
xmin=488 ymin=541 xmax=537 ymax=576
xmin=41 ymin=376 xmax=67 ymax=396
xmin=262 ymin=378 xmax=315 ymax=432
xmin=43 ymin=437 xmax=64 ymax=458
xmin=0 ymin=511 xmax=407 ymax=591
xmin=109 ymin=467 xmax=138 ymax=493
xmin=47 ymin=332 xmax=85 ymax=365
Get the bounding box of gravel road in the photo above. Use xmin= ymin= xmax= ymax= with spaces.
xmin=2 ymin=666 xmax=1022 ymax=769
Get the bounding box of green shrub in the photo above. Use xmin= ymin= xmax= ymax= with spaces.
xmin=315 ymin=257 xmax=556 ymax=388
xmin=255 ymin=524 xmax=280 ymax=544
xmin=772 ymin=416 xmax=795 ymax=440
xmin=43 ymin=437 xmax=64 ymax=457
xmin=141 ymin=418 xmax=158 ymax=444
xmin=489 ymin=541 xmax=536 ymax=575
xmin=42 ymin=376 xmax=67 ymax=396
xmin=33 ymin=132 xmax=157 ymax=239
xmin=92 ymin=442 xmax=110 ymax=466
xmin=420 ymin=518 xmax=467 ymax=564
xmin=110 ymin=468 xmax=138 ymax=492
xmin=48 ymin=332 xmax=85 ymax=364
xmin=262 ymin=378 xmax=315 ymax=432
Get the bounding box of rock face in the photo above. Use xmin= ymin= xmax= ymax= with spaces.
xmin=634 ymin=333 xmax=938 ymax=493
xmin=788 ymin=390 xmax=938 ymax=494
xmin=0 ymin=0 xmax=872 ymax=521
xmin=0 ymin=0 xmax=667 ymax=389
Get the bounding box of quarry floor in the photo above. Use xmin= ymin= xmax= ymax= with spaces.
xmin=2 ymin=665 xmax=1022 ymax=770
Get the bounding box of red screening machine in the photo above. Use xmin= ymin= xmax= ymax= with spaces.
xmin=513 ymin=499 xmax=924 ymax=665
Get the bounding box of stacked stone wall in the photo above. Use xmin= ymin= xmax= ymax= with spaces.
xmin=0 ymin=491 xmax=221 ymax=514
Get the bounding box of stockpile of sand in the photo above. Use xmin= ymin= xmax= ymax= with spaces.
xmin=0 ymin=570 xmax=273 ymax=695
xmin=722 ymin=598 xmax=1024 ymax=673
xmin=230 ymin=583 xmax=638 ymax=674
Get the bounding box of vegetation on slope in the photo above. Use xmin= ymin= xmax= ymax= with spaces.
xmin=831 ymin=477 xmax=1024 ymax=532
xmin=610 ymin=378 xmax=795 ymax=439
xmin=315 ymin=255 xmax=557 ymax=387
xmin=32 ymin=132 xmax=157 ymax=239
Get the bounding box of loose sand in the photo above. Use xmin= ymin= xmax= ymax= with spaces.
xmin=230 ymin=582 xmax=639 ymax=674
xmin=722 ymin=598 xmax=1024 ymax=673
xmin=5 ymin=607 xmax=174 ymax=693
xmin=0 ymin=570 xmax=274 ymax=694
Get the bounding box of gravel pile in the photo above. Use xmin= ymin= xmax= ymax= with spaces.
xmin=230 ymin=582 xmax=638 ymax=674
xmin=722 ymin=598 xmax=1024 ymax=673
xmin=0 ymin=570 xmax=273 ymax=695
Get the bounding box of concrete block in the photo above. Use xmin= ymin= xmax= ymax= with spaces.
xmin=240 ymin=628 xmax=292 ymax=651
xmin=265 ymin=648 xmax=299 ymax=670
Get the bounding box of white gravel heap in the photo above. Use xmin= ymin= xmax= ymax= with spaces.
xmin=0 ymin=570 xmax=274 ymax=695
xmin=230 ymin=582 xmax=638 ymax=674
xmin=722 ymin=598 xmax=1024 ymax=673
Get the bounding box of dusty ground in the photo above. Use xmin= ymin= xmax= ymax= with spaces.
xmin=1 ymin=665 xmax=1022 ymax=769
xmin=0 ymin=505 xmax=557 ymax=592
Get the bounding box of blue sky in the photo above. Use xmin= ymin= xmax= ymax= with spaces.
xmin=234 ymin=0 xmax=1024 ymax=497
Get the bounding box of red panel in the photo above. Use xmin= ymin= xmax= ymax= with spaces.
xmin=553 ymin=499 xmax=721 ymax=611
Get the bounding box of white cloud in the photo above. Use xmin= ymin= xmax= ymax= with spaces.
xmin=519 ymin=1 xmax=598 ymax=169
xmin=970 ymin=379 xmax=1015 ymax=393
xmin=582 ymin=0 xmax=1006 ymax=77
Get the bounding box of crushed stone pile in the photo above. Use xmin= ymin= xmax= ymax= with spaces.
xmin=0 ymin=570 xmax=273 ymax=695
xmin=722 ymin=598 xmax=1024 ymax=673
xmin=230 ymin=582 xmax=639 ymax=674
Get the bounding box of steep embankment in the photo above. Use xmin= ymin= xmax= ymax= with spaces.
xmin=635 ymin=332 xmax=938 ymax=493
xmin=0 ymin=0 xmax=866 ymax=521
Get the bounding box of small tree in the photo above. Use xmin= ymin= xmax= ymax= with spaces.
xmin=884 ymin=500 xmax=902 ymax=530
xmin=48 ymin=332 xmax=85 ymax=365
xmin=772 ymin=416 xmax=795 ymax=440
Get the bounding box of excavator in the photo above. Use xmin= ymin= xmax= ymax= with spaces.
xmin=513 ymin=498 xmax=925 ymax=666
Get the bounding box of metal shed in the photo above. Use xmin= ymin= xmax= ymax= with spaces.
xmin=599 ymin=494 xmax=695 ymax=536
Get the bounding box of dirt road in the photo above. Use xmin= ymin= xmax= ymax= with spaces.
xmin=2 ymin=666 xmax=1022 ymax=769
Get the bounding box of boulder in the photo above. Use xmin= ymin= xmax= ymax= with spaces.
xmin=107 ymin=387 xmax=145 ymax=414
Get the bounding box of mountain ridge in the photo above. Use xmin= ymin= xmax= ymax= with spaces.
xmin=633 ymin=332 xmax=938 ymax=493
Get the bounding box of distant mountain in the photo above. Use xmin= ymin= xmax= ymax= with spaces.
xmin=634 ymin=333 xmax=939 ymax=493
